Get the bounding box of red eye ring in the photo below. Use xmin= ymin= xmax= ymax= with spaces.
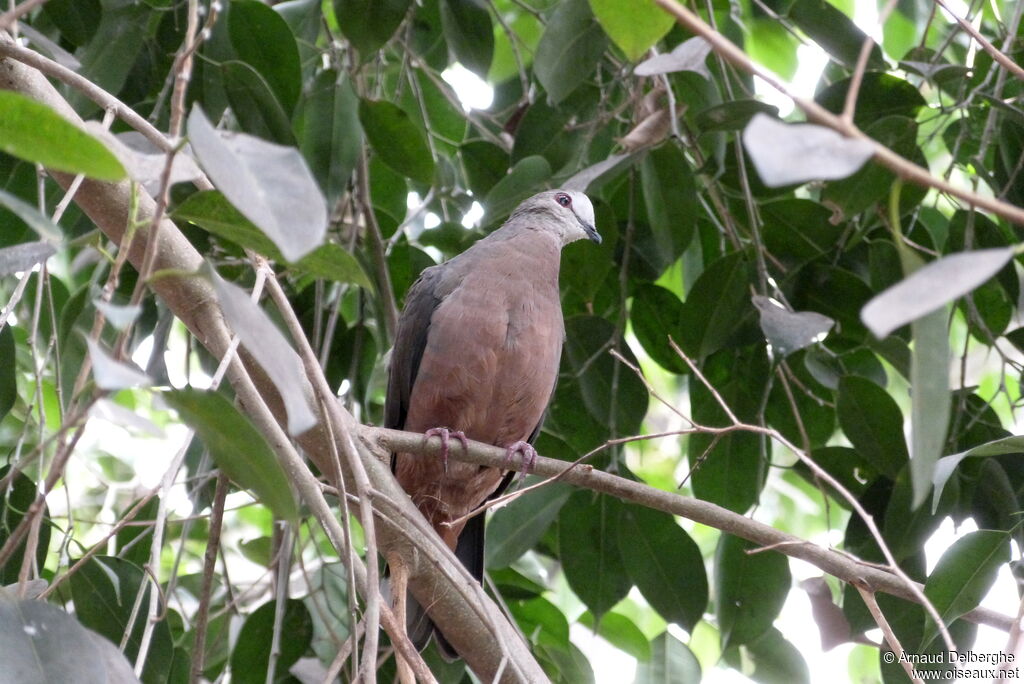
xmin=555 ymin=193 xmax=571 ymax=207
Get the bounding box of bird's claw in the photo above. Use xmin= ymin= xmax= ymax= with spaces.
xmin=423 ymin=427 xmax=468 ymax=473
xmin=503 ymin=441 xmax=537 ymax=481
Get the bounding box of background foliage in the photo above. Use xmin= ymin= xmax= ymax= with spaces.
xmin=1 ymin=0 xmax=1024 ymax=682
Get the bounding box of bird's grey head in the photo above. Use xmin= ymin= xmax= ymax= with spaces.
xmin=509 ymin=190 xmax=601 ymax=247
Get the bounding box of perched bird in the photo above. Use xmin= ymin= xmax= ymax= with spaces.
xmin=385 ymin=189 xmax=601 ymax=656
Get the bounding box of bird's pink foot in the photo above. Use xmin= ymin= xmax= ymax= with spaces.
xmin=423 ymin=427 xmax=468 ymax=472
xmin=503 ymin=441 xmax=537 ymax=481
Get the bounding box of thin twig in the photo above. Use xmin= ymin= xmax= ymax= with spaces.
xmin=857 ymin=585 xmax=924 ymax=683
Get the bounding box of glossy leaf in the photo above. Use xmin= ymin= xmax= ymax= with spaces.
xmin=221 ymin=61 xmax=296 ymax=145
xmin=0 ymin=90 xmax=125 ymax=180
xmin=68 ymin=556 xmax=176 ymax=682
xmin=187 ymin=106 xmax=327 ymax=262
xmin=630 ymin=284 xmax=686 ymax=373
xmin=229 ymin=0 xmax=301 ymax=113
xmin=715 ymin=534 xmax=791 ymax=648
xmin=0 ymin=242 xmax=55 ymax=276
xmin=921 ymin=530 xmax=1009 ymax=648
xmin=752 ymin=295 xmax=833 ymax=357
xmin=440 ymin=0 xmax=494 ymax=77
xmin=909 ymin=305 xmax=950 ymax=509
xmin=358 ymin=99 xmax=436 ymax=185
xmin=861 ymin=248 xmax=1015 ymax=338
xmin=534 ymin=0 xmax=607 ymax=104
xmin=634 ymin=37 xmax=711 ymax=76
xmin=163 ymin=389 xmax=299 ymax=523
xmin=616 ymin=504 xmax=707 ymax=630
xmin=230 ymin=599 xmax=313 ymax=683
xmin=836 ymin=376 xmax=908 ymax=479
xmin=0 ymin=594 xmax=139 ymax=684
xmin=639 ymin=143 xmax=697 ymax=271
xmin=0 ymin=466 xmax=50 ymax=586
xmin=208 ymin=272 xmax=317 ymax=436
xmin=576 ymin=611 xmax=651 ymax=661
xmin=743 ymin=114 xmax=875 ymax=187
xmin=558 ymin=490 xmax=631 ymax=621
xmin=0 ymin=189 xmax=62 ymax=242
xmin=483 ymin=155 xmax=553 ymax=223
xmin=297 ymin=71 xmax=362 ymax=206
xmin=0 ymin=327 xmax=14 ymax=422
xmin=589 ymin=0 xmax=674 ymax=62
xmin=173 ymin=191 xmax=372 ymax=288
xmin=634 ymin=632 xmax=702 ymax=683
xmin=486 ymin=479 xmax=572 ymax=569
xmin=334 ymin=0 xmax=412 ymax=54
xmin=787 ymin=0 xmax=885 ymax=69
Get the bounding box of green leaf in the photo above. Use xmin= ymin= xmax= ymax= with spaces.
xmin=0 ymin=466 xmax=51 ymax=586
xmin=0 ymin=594 xmax=138 ymax=683
xmin=816 ymin=74 xmax=926 ymax=129
xmin=639 ymin=143 xmax=697 ymax=273
xmin=688 ymin=349 xmax=767 ymax=513
xmin=728 ymin=627 xmax=810 ymax=684
xmin=162 ymin=389 xmax=298 ymax=524
xmin=230 ymin=599 xmax=313 ymax=683
xmin=0 ymin=189 xmax=62 ymax=242
xmin=509 ymin=596 xmax=570 ymax=648
xmin=677 ymin=252 xmax=751 ymax=360
xmin=483 ymin=155 xmax=552 ymax=224
xmin=715 ymin=534 xmax=791 ymax=648
xmin=931 ymin=435 xmax=1024 ymax=513
xmin=297 ymin=71 xmax=362 ymax=207
xmin=921 ymin=530 xmax=1009 ymax=649
xmin=486 ymin=478 xmax=572 ymax=569
xmin=0 ymin=90 xmax=124 ymax=180
xmin=882 ymin=465 xmax=957 ymax=563
xmin=837 ymin=376 xmax=908 ymax=479
xmin=630 ymin=284 xmax=686 ymax=373
xmin=0 ymin=326 xmax=15 ymax=422
xmin=616 ymin=504 xmax=707 ymax=630
xmin=577 ymin=611 xmax=651 ymax=661
xmin=69 ymin=2 xmax=149 ymax=114
xmin=358 ymin=99 xmax=436 ymax=185
xmin=787 ymin=0 xmax=885 ymax=69
xmin=534 ymin=0 xmax=608 ymax=104
xmin=861 ymin=248 xmax=1015 ymax=339
xmin=588 ymin=0 xmax=674 ymax=61
xmin=184 ymin=102 xmax=330 ymax=261
xmin=634 ymin=632 xmax=702 ymax=682
xmin=558 ymin=490 xmax=631 ymax=621
xmin=563 ymin=316 xmax=649 ymax=437
xmin=174 ymin=191 xmax=370 ymax=288
xmin=694 ymin=100 xmax=780 ymax=133
xmin=333 ymin=0 xmax=412 ymax=55
xmin=68 ymin=556 xmax=176 ymax=682
xmin=42 ymin=0 xmax=101 ymax=46
xmin=440 ymin=0 xmax=494 ymax=77
xmin=909 ymin=305 xmax=950 ymax=509
xmin=221 ymin=61 xmax=297 ymax=145
xmin=114 ymin=497 xmax=159 ymax=567
xmin=461 ymin=140 xmax=509 ymax=197
xmin=229 ymin=0 xmax=302 ymax=114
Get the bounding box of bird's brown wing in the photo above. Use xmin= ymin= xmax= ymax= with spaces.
xmin=384 ymin=265 xmax=444 ymax=437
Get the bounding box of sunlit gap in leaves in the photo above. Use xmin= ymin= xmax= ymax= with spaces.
xmin=442 ymin=64 xmax=494 ymax=112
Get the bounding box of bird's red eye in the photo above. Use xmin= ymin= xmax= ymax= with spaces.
xmin=555 ymin=193 xmax=571 ymax=207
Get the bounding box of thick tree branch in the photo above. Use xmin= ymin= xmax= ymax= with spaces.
xmin=365 ymin=425 xmax=1014 ymax=633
